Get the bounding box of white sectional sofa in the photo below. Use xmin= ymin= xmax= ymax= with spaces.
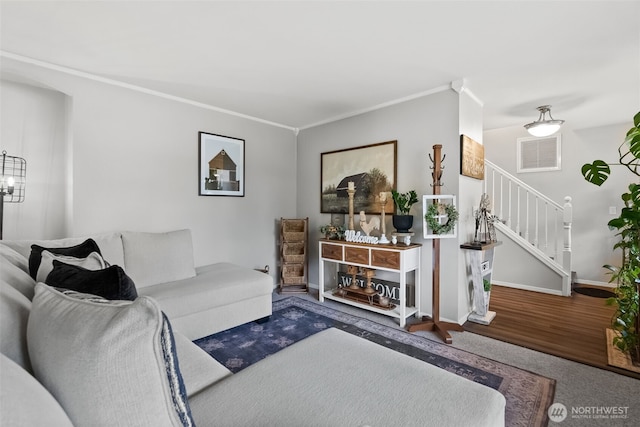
xmin=0 ymin=229 xmax=506 ymax=426
xmin=0 ymin=229 xmax=274 ymax=340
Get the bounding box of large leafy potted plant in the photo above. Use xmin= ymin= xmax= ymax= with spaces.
xmin=582 ymin=111 xmax=640 ymax=365
xmin=391 ymin=189 xmax=418 ymax=233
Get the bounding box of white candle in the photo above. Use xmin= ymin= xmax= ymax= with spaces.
xmin=348 ymin=181 xmax=355 ymax=191
xmin=379 ymin=191 xmax=386 ymax=202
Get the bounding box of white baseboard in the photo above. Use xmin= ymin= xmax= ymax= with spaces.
xmin=574 ymin=279 xmax=615 ymax=288
xmin=492 ymin=281 xmax=564 ymax=296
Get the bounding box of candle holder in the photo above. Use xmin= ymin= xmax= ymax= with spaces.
xmin=347 ymin=264 xmax=360 ymax=290
xmin=347 ymin=185 xmax=356 ymax=230
xmin=378 ymin=193 xmax=390 ymax=244
xmin=363 ymin=268 xmax=376 ymax=294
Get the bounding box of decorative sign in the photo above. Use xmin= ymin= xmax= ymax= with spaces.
xmin=337 ymin=272 xmax=414 ymax=305
xmin=460 ymin=134 xmax=484 ymax=180
xmin=344 ymin=229 xmax=379 ymax=244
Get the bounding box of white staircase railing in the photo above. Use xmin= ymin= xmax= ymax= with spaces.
xmin=484 ymin=160 xmax=572 ymax=295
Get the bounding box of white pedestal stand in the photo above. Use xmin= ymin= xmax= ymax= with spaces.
xmin=391 ymin=232 xmax=414 ymax=245
xmin=461 ymin=241 xmax=501 ymax=325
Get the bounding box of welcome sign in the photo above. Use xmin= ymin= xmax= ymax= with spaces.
xmin=337 ymin=272 xmax=414 ymax=306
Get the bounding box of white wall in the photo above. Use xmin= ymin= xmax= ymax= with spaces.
xmin=297 ymin=89 xmax=484 ymax=324
xmin=484 ymin=121 xmax=633 ymax=284
xmin=457 ymin=89 xmax=484 ymax=319
xmin=1 ymin=80 xmax=69 ymax=239
xmin=0 ymin=58 xmax=297 ymax=277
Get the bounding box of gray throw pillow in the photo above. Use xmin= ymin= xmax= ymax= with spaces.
xmin=35 ymin=250 xmax=106 ymax=283
xmin=27 ymin=284 xmax=195 ymax=427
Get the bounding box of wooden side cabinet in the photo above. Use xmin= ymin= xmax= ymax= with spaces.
xmin=279 ymin=218 xmax=309 ymax=293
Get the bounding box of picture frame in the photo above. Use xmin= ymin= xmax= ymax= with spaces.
xmin=460 ymin=134 xmax=484 ymax=180
xmin=198 ymin=132 xmax=245 ymax=197
xmin=423 ymin=194 xmax=457 ymax=239
xmin=321 ymin=140 xmax=397 ymax=214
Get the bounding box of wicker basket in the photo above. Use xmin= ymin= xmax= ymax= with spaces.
xmin=282 ymin=242 xmax=305 ymax=263
xmin=282 ymin=219 xmax=306 ymax=233
xmin=282 ymin=263 xmax=305 ymax=283
xmin=282 ymin=219 xmax=306 ymax=242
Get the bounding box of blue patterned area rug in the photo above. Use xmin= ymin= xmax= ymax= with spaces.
xmin=195 ymin=296 xmax=555 ymax=427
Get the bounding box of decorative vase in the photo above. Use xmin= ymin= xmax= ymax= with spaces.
xmin=392 ymin=215 xmax=413 ymax=233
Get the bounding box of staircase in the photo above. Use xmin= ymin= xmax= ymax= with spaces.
xmin=484 ymin=160 xmax=572 ymax=296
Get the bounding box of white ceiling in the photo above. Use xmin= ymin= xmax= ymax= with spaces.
xmin=1 ymin=0 xmax=639 ymax=131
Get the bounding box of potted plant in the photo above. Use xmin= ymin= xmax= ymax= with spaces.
xmin=581 ymin=111 xmax=640 ymax=365
xmin=481 ymin=278 xmax=492 ymax=314
xmin=320 ymin=223 xmax=346 ymax=240
xmin=391 ymin=189 xmax=418 ymax=233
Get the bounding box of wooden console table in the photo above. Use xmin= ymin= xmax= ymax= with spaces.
xmin=318 ymin=239 xmax=421 ymax=327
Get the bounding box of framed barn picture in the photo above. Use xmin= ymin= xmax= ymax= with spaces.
xmin=198 ymin=132 xmax=245 ymax=197
xmin=320 ymin=141 xmax=397 ymax=214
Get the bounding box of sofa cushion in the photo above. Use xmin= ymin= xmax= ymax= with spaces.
xmin=36 ymin=250 xmax=106 ymax=283
xmin=0 ymin=281 xmax=32 ymax=372
xmin=189 ymin=328 xmax=506 ymax=427
xmin=0 ymin=354 xmax=73 ymax=427
xmin=27 ymin=284 xmax=195 ymax=427
xmin=172 ymin=330 xmax=232 ymax=397
xmin=29 ymin=238 xmax=102 ymax=279
xmin=139 ymin=262 xmax=272 ymax=319
xmin=122 ymin=229 xmax=196 ymax=288
xmin=46 ymin=261 xmax=139 ymax=301
xmin=0 ymin=255 xmax=36 ymax=300
xmin=0 ymin=242 xmax=29 ymax=272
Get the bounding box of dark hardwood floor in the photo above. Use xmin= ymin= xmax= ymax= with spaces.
xmin=463 ymin=284 xmax=640 ymax=380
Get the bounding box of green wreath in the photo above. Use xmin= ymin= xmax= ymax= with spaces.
xmin=425 ymin=202 xmax=459 ymax=234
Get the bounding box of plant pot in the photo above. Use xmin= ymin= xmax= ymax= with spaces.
xmin=392 ymin=215 xmax=413 ymax=233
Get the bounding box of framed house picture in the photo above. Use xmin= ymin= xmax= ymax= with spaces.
xmin=198 ymin=132 xmax=245 ymax=197
xmin=321 ymin=141 xmax=397 ymax=214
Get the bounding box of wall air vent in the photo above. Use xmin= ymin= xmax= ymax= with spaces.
xmin=516 ymin=134 xmax=561 ymax=173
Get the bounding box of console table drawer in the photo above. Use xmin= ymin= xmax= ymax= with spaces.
xmin=344 ymin=247 xmax=369 ymax=264
xmin=371 ymin=250 xmax=400 ymax=270
xmin=321 ymin=243 xmax=343 ymax=261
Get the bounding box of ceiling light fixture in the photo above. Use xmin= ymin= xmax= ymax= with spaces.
xmin=524 ymin=105 xmax=565 ymax=137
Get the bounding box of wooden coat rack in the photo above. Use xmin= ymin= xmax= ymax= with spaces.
xmin=406 ymin=144 xmax=464 ymax=343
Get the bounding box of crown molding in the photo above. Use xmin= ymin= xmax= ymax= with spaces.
xmin=298 ymin=84 xmax=451 ymax=131
xmin=0 ymin=50 xmax=297 ymax=132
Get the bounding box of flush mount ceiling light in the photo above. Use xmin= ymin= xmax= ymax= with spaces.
xmin=524 ymin=105 xmax=565 ymax=137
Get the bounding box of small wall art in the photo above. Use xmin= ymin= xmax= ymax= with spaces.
xmin=198 ymin=132 xmax=245 ymax=197
xmin=460 ymin=134 xmax=484 ymax=180
xmin=423 ymin=194 xmax=458 ymax=239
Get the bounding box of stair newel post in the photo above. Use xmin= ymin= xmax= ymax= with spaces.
xmin=563 ymin=196 xmax=573 ymax=294
xmin=407 ymin=144 xmax=464 ymax=343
